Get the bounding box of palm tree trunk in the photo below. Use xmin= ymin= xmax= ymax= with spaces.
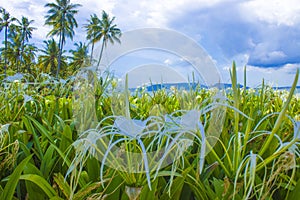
xmin=17 ymin=51 xmax=21 ymax=73
xmin=56 ymin=38 xmax=63 ymax=77
xmin=27 ymin=50 xmax=32 ymax=73
xmin=90 ymin=41 xmax=94 ymax=64
xmin=4 ymin=25 xmax=8 ymax=76
xmin=19 ymin=31 xmax=25 ymax=72
xmin=56 ymin=31 xmax=65 ymax=78
xmin=97 ymin=38 xmax=105 ymax=67
xmin=56 ymin=16 xmax=65 ymax=78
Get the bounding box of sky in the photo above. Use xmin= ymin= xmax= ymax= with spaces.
xmin=1 ymin=0 xmax=300 ymax=87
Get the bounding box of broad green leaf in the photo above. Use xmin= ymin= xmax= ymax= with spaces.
xmin=160 ymin=176 xmax=185 ymax=200
xmin=19 ymin=174 xmax=57 ymax=198
xmin=40 ymin=144 xmax=56 ymax=178
xmin=287 ymin=179 xmax=300 ymax=200
xmin=24 ymin=163 xmax=48 ymax=200
xmin=0 ymin=155 xmax=32 ymax=200
xmin=86 ymin=157 xmax=100 ymax=182
xmin=140 ymin=178 xmax=159 ymax=200
xmin=59 ymin=124 xmax=73 ymax=153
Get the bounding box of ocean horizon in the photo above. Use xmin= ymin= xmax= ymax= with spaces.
xmin=130 ymin=82 xmax=300 ymax=94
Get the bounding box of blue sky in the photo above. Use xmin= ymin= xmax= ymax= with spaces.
xmin=1 ymin=0 xmax=300 ymax=87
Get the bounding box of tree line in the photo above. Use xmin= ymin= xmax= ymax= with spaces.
xmin=0 ymin=0 xmax=121 ymax=78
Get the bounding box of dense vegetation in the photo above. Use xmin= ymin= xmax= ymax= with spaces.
xmin=1 ymin=1 xmax=300 ymax=200
xmin=0 ymin=63 xmax=299 ymax=199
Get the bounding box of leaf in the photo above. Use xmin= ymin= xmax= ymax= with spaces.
xmin=50 ymin=143 xmax=88 ymax=188
xmin=200 ymin=162 xmax=219 ymax=181
xmin=59 ymin=125 xmax=73 ymax=153
xmin=53 ymin=173 xmax=71 ymax=199
xmin=73 ymin=181 xmax=103 ymax=200
xmin=24 ymin=163 xmax=48 ymax=200
xmin=0 ymin=155 xmax=32 ymax=200
xmin=49 ymin=197 xmax=65 ymax=200
xmin=19 ymin=174 xmax=57 ymax=198
xmin=212 ymin=178 xmax=224 ymax=199
xmin=22 ymin=117 xmax=43 ymax=160
xmin=103 ymin=173 xmax=124 ymax=200
xmin=155 ymin=171 xmax=182 ymax=178
xmin=140 ymin=178 xmax=159 ymax=200
xmin=287 ymin=179 xmax=300 ymax=200
xmin=160 ymin=176 xmax=185 ymax=200
xmin=40 ymin=144 xmax=56 ymax=178
xmin=86 ymin=157 xmax=100 ymax=182
xmin=25 ymin=115 xmax=54 ymax=143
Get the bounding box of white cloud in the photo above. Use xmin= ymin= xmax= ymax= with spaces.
xmin=72 ymin=0 xmax=116 ymax=14
xmin=246 ymin=64 xmax=299 ymax=86
xmin=240 ymin=0 xmax=300 ymax=26
xmin=220 ymin=63 xmax=300 ymax=87
xmin=110 ymin=0 xmax=231 ymax=29
xmin=253 ymin=49 xmax=286 ymax=63
xmin=0 ymin=0 xmax=50 ymax=46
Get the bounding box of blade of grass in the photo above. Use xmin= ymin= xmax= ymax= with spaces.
xmin=259 ymin=68 xmax=299 ymax=156
xmin=229 ymin=61 xmax=241 ymax=172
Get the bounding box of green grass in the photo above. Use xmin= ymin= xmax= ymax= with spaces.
xmin=0 ymin=63 xmax=299 ymax=199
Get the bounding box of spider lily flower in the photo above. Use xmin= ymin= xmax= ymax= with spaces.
xmin=157 ymin=109 xmax=206 ymax=175
xmin=114 ymin=117 xmax=147 ymax=138
xmin=286 ymin=121 xmax=300 ymax=157
xmin=23 ymin=94 xmax=33 ymax=103
xmin=293 ymin=121 xmax=300 ymax=140
xmin=5 ymin=73 xmax=24 ymax=82
xmin=69 ymin=109 xmax=207 ymax=191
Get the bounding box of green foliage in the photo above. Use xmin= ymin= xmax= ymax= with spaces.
xmin=0 ymin=155 xmax=32 ymax=200
xmin=0 ymin=64 xmax=299 ymax=199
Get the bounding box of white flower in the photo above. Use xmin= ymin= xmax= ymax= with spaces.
xmin=23 ymin=94 xmax=33 ymax=103
xmin=0 ymin=124 xmax=10 ymax=134
xmin=114 ymin=117 xmax=147 ymax=138
xmin=180 ymin=109 xmax=201 ymax=130
xmin=5 ymin=73 xmax=24 ymax=82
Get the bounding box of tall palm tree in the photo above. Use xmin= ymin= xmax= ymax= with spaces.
xmin=18 ymin=16 xmax=36 ymax=69
xmin=97 ymin=10 xmax=121 ymax=67
xmin=38 ymin=39 xmax=66 ymax=75
xmin=84 ymin=14 xmax=101 ymax=63
xmin=69 ymin=42 xmax=89 ymax=71
xmin=6 ymin=25 xmax=22 ymax=71
xmin=22 ymin=44 xmax=37 ymax=73
xmin=0 ymin=7 xmax=17 ymax=76
xmin=44 ymin=0 xmax=81 ymax=77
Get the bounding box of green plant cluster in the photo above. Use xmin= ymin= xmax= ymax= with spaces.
xmin=0 ymin=64 xmax=299 ymax=200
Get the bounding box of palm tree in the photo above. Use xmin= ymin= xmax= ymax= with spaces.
xmin=38 ymin=39 xmax=66 ymax=75
xmin=84 ymin=14 xmax=101 ymax=63
xmin=18 ymin=16 xmax=36 ymax=69
xmin=22 ymin=44 xmax=37 ymax=73
xmin=0 ymin=7 xmax=17 ymax=75
xmin=44 ymin=0 xmax=81 ymax=77
xmin=69 ymin=42 xmax=89 ymax=71
xmin=96 ymin=10 xmax=121 ymax=66
xmin=6 ymin=25 xmax=22 ymax=71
